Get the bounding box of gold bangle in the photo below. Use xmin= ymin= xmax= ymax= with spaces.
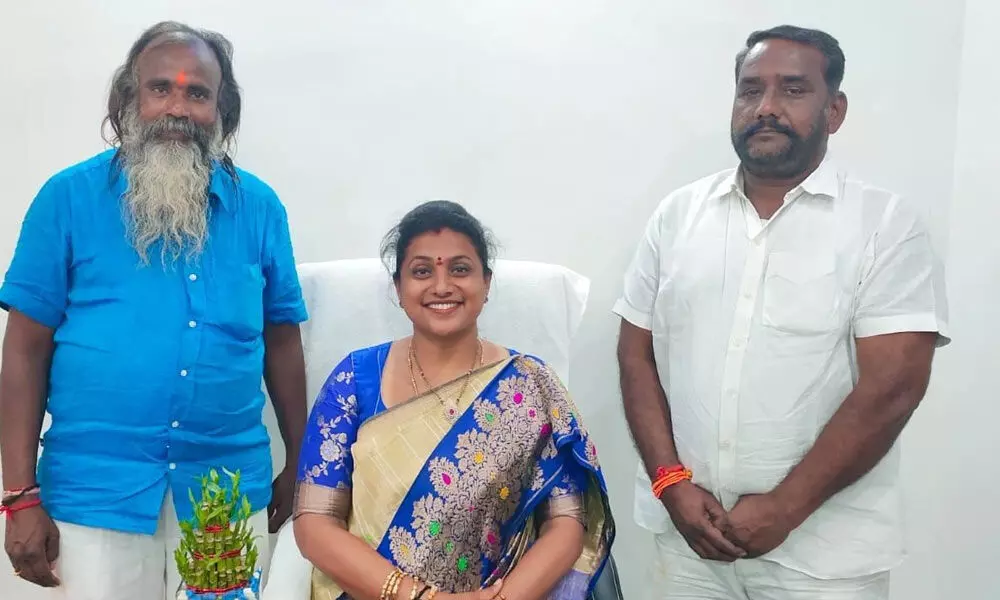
xmin=393 ymin=572 xmax=407 ymax=600
xmin=379 ymin=571 xmax=390 ymax=600
xmin=381 ymin=569 xmax=402 ymax=600
xmin=389 ymin=570 xmax=404 ymax=600
xmin=409 ymin=576 xmax=423 ymax=600
xmin=379 ymin=572 xmax=391 ymax=600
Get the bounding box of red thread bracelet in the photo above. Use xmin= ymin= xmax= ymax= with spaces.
xmin=1 ymin=498 xmax=42 ymax=520
xmin=2 ymin=484 xmax=40 ymax=501
xmin=651 ymin=464 xmax=693 ymax=498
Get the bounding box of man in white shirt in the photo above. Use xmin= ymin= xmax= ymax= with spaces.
xmin=614 ymin=25 xmax=949 ymax=600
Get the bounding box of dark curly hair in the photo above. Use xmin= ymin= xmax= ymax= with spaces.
xmin=380 ymin=201 xmax=498 ymax=281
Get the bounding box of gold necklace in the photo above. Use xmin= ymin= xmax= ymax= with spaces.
xmin=408 ymin=338 xmax=483 ymax=420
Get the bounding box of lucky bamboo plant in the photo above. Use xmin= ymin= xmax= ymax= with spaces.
xmin=174 ymin=468 xmax=260 ymax=595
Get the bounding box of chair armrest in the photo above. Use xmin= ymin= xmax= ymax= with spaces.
xmin=260 ymin=521 xmax=313 ymax=600
xmin=589 ymin=553 xmax=624 ymax=600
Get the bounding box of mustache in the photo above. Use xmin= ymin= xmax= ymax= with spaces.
xmin=738 ymin=117 xmax=798 ymax=144
xmin=141 ymin=116 xmax=212 ymax=147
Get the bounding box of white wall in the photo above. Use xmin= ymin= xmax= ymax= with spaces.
xmin=0 ymin=1 xmax=994 ymax=599
xmin=888 ymin=0 xmax=1000 ymax=598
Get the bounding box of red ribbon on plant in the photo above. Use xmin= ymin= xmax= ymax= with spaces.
xmin=186 ymin=579 xmax=249 ymax=594
xmin=204 ymin=523 xmax=228 ymax=533
xmin=191 ymin=548 xmax=242 ymax=560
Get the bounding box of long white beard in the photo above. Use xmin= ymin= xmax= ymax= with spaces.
xmin=120 ymin=107 xmax=223 ymax=266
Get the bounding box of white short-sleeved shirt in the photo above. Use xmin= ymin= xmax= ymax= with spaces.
xmin=613 ymin=159 xmax=949 ymax=579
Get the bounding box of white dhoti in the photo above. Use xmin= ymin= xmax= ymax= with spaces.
xmin=49 ymin=490 xmax=271 ymax=600
xmin=645 ymin=533 xmax=890 ymax=600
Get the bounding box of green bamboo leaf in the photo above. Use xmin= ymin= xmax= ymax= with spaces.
xmin=205 ymin=505 xmax=228 ymax=523
xmin=173 ymin=547 xmax=186 ymax=574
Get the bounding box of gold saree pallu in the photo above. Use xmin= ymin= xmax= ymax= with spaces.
xmin=296 ymin=355 xmax=614 ymax=600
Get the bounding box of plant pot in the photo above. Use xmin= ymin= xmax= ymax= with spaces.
xmin=175 ymin=566 xmax=262 ymax=600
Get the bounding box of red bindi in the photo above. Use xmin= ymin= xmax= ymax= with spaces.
xmin=176 ymin=71 xmax=188 ymax=86
xmin=435 ymin=257 xmax=443 ymax=265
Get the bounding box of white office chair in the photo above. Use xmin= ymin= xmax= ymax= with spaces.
xmin=262 ymin=258 xmax=592 ymax=600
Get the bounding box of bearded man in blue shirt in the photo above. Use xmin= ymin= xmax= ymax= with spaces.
xmin=0 ymin=21 xmax=308 ymax=599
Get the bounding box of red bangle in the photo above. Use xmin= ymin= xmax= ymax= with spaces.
xmin=651 ymin=464 xmax=692 ymax=498
xmin=0 ymin=498 xmax=42 ymax=520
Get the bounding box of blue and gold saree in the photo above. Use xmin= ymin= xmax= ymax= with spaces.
xmin=294 ymin=342 xmax=614 ymax=599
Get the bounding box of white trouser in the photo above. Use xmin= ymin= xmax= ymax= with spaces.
xmin=50 ymin=489 xmax=271 ymax=600
xmin=645 ymin=533 xmax=890 ymax=600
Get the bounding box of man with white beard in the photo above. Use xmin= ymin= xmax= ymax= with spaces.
xmin=0 ymin=22 xmax=308 ymax=599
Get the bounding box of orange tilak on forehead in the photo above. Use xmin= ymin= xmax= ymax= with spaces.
xmin=176 ymin=70 xmax=188 ymax=86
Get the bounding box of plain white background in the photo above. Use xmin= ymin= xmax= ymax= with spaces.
xmin=0 ymin=1 xmax=996 ymax=598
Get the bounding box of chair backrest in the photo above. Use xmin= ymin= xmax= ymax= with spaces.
xmin=296 ymin=258 xmax=590 ymax=408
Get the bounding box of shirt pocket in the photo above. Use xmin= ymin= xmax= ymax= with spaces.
xmin=762 ymin=251 xmax=840 ymax=335
xmin=212 ymin=263 xmax=265 ymax=340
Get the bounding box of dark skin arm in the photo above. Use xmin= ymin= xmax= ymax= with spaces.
xmin=617 ymin=319 xmax=744 ymax=561
xmin=724 ymin=331 xmax=937 ymax=556
xmin=1 ymin=310 xmax=60 ymax=587
xmin=263 ymin=322 xmax=308 ymax=533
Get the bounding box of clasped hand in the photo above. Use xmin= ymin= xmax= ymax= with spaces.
xmin=660 ymin=481 xmax=796 ymax=561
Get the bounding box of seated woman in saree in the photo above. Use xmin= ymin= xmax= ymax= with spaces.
xmin=292 ymin=200 xmax=615 ymax=600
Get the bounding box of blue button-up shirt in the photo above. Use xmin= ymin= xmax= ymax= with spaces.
xmin=0 ymin=149 xmax=308 ymax=535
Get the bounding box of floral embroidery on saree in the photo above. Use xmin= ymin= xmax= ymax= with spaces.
xmin=301 ymin=368 xmax=358 ymax=486
xmin=382 ymin=356 xmax=599 ymax=592
xmin=297 ymin=345 xmax=614 ymax=600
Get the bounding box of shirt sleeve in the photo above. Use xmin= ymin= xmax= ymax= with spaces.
xmin=0 ymin=178 xmax=71 ymax=328
xmin=297 ymin=354 xmax=360 ymax=489
xmin=261 ymin=196 xmax=308 ymax=325
xmin=612 ymin=203 xmax=664 ymax=331
xmin=853 ymin=196 xmax=950 ymax=346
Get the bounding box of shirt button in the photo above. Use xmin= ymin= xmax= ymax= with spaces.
xmin=189 ymin=274 xmax=198 ymax=282
xmin=180 ymin=369 xmax=188 ymax=377
xmin=169 ymin=463 xmax=177 ymax=470
xmin=188 ymin=320 xmax=197 ymax=328
xmin=720 ymin=440 xmax=732 ymax=450
xmin=171 ymin=421 xmax=179 ymax=428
